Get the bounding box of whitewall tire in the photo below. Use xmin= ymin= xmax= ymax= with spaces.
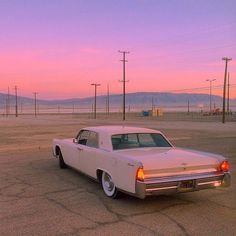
xmin=101 ymin=171 xmax=118 ymax=198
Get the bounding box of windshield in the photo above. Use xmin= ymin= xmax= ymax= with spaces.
xmin=111 ymin=133 xmax=172 ymax=150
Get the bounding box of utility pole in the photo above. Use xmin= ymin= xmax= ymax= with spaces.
xmin=106 ymin=84 xmax=110 ymax=115
xmin=222 ymin=57 xmax=232 ymax=123
xmin=118 ymin=50 xmax=130 ymax=121
xmin=152 ymin=97 xmax=154 ymax=111
xmin=5 ymin=96 xmax=7 ymax=116
xmin=6 ymin=87 xmax=10 ymax=116
xmin=20 ymin=102 xmax=23 ymax=114
xmin=206 ymin=79 xmax=216 ymax=113
xmin=227 ymin=72 xmax=230 ymax=114
xmin=14 ymin=86 xmax=18 ymax=117
xmin=187 ymin=100 xmax=190 ymax=114
xmin=33 ymin=92 xmax=38 ymax=117
xmin=8 ymin=87 xmax=10 ymax=115
xmin=91 ymin=83 xmax=100 ymax=119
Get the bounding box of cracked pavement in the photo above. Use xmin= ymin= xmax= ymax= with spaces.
xmin=0 ymin=114 xmax=235 ymax=235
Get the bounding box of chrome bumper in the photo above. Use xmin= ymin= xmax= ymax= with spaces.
xmin=135 ymin=172 xmax=231 ymax=199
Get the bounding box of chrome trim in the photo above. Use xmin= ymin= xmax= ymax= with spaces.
xmin=135 ymin=172 xmax=231 ymax=199
xmin=146 ymin=186 xmax=177 ymax=192
xmin=144 ymin=172 xmax=224 ymax=184
xmin=197 ymin=180 xmax=221 ymax=186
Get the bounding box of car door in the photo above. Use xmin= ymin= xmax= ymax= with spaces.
xmin=62 ymin=140 xmax=79 ymax=168
xmin=77 ymin=131 xmax=99 ymax=178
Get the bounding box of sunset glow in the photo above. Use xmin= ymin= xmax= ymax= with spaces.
xmin=0 ymin=0 xmax=235 ymax=99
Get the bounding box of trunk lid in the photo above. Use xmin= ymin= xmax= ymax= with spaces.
xmin=117 ymin=147 xmax=224 ymax=178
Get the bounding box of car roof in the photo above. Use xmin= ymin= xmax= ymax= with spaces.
xmin=82 ymin=126 xmax=161 ymax=136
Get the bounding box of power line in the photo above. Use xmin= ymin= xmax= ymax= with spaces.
xmin=161 ymin=84 xmax=236 ymax=93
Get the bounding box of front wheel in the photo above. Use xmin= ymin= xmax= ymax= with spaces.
xmin=101 ymin=171 xmax=119 ymax=198
xmin=57 ymin=149 xmax=67 ymax=169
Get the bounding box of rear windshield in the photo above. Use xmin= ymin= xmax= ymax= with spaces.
xmin=111 ymin=133 xmax=172 ymax=150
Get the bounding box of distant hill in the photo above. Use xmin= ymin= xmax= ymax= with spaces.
xmin=0 ymin=92 xmax=236 ymax=111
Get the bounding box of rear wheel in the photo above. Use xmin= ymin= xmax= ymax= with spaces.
xmin=101 ymin=171 xmax=119 ymax=198
xmin=57 ymin=149 xmax=67 ymax=169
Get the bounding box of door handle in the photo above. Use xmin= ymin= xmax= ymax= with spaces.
xmin=77 ymin=147 xmax=83 ymax=151
xmin=128 ymin=163 xmax=134 ymax=166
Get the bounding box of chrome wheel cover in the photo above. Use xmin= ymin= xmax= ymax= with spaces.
xmin=102 ymin=172 xmax=116 ymax=196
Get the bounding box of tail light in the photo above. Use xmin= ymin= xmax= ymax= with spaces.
xmin=136 ymin=167 xmax=144 ymax=181
xmin=219 ymin=161 xmax=230 ymax=172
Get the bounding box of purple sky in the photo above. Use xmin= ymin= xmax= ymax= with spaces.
xmin=0 ymin=0 xmax=235 ymax=99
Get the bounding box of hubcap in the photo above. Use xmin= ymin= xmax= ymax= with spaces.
xmin=104 ymin=174 xmax=113 ymax=191
xmin=102 ymin=172 xmax=115 ymax=196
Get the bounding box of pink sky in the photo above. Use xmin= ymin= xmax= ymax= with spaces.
xmin=0 ymin=1 xmax=235 ymax=99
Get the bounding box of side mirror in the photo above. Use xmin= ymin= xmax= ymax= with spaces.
xmin=73 ymin=138 xmax=78 ymax=144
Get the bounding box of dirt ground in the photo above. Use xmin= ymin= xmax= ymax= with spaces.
xmin=0 ymin=114 xmax=236 ymax=236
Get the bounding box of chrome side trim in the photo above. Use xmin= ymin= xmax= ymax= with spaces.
xmin=144 ymin=172 xmax=224 ymax=184
xmin=146 ymin=186 xmax=177 ymax=192
xmin=198 ymin=180 xmax=220 ymax=186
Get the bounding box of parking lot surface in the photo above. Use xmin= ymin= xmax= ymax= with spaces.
xmin=0 ymin=114 xmax=235 ymax=235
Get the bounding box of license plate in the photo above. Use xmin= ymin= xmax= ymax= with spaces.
xmin=178 ymin=180 xmax=195 ymax=192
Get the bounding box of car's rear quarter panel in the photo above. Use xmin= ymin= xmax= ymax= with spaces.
xmin=95 ymin=151 xmax=140 ymax=194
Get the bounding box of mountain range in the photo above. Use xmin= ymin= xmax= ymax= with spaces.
xmin=0 ymin=92 xmax=235 ymax=111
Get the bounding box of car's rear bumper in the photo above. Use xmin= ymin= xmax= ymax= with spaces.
xmin=135 ymin=172 xmax=231 ymax=199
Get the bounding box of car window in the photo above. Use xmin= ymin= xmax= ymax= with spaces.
xmin=138 ymin=133 xmax=156 ymax=147
xmin=86 ymin=131 xmax=99 ymax=148
xmin=112 ymin=133 xmax=171 ymax=150
xmin=78 ymin=130 xmax=90 ymax=145
xmin=151 ymin=133 xmax=172 ymax=147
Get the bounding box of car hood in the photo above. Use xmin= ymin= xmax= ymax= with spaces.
xmin=116 ymin=147 xmax=225 ymax=177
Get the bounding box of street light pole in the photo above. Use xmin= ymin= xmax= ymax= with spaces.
xmin=91 ymin=83 xmax=100 ymax=119
xmin=206 ymin=79 xmax=216 ymax=113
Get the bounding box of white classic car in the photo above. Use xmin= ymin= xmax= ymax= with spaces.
xmin=52 ymin=126 xmax=230 ymax=199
